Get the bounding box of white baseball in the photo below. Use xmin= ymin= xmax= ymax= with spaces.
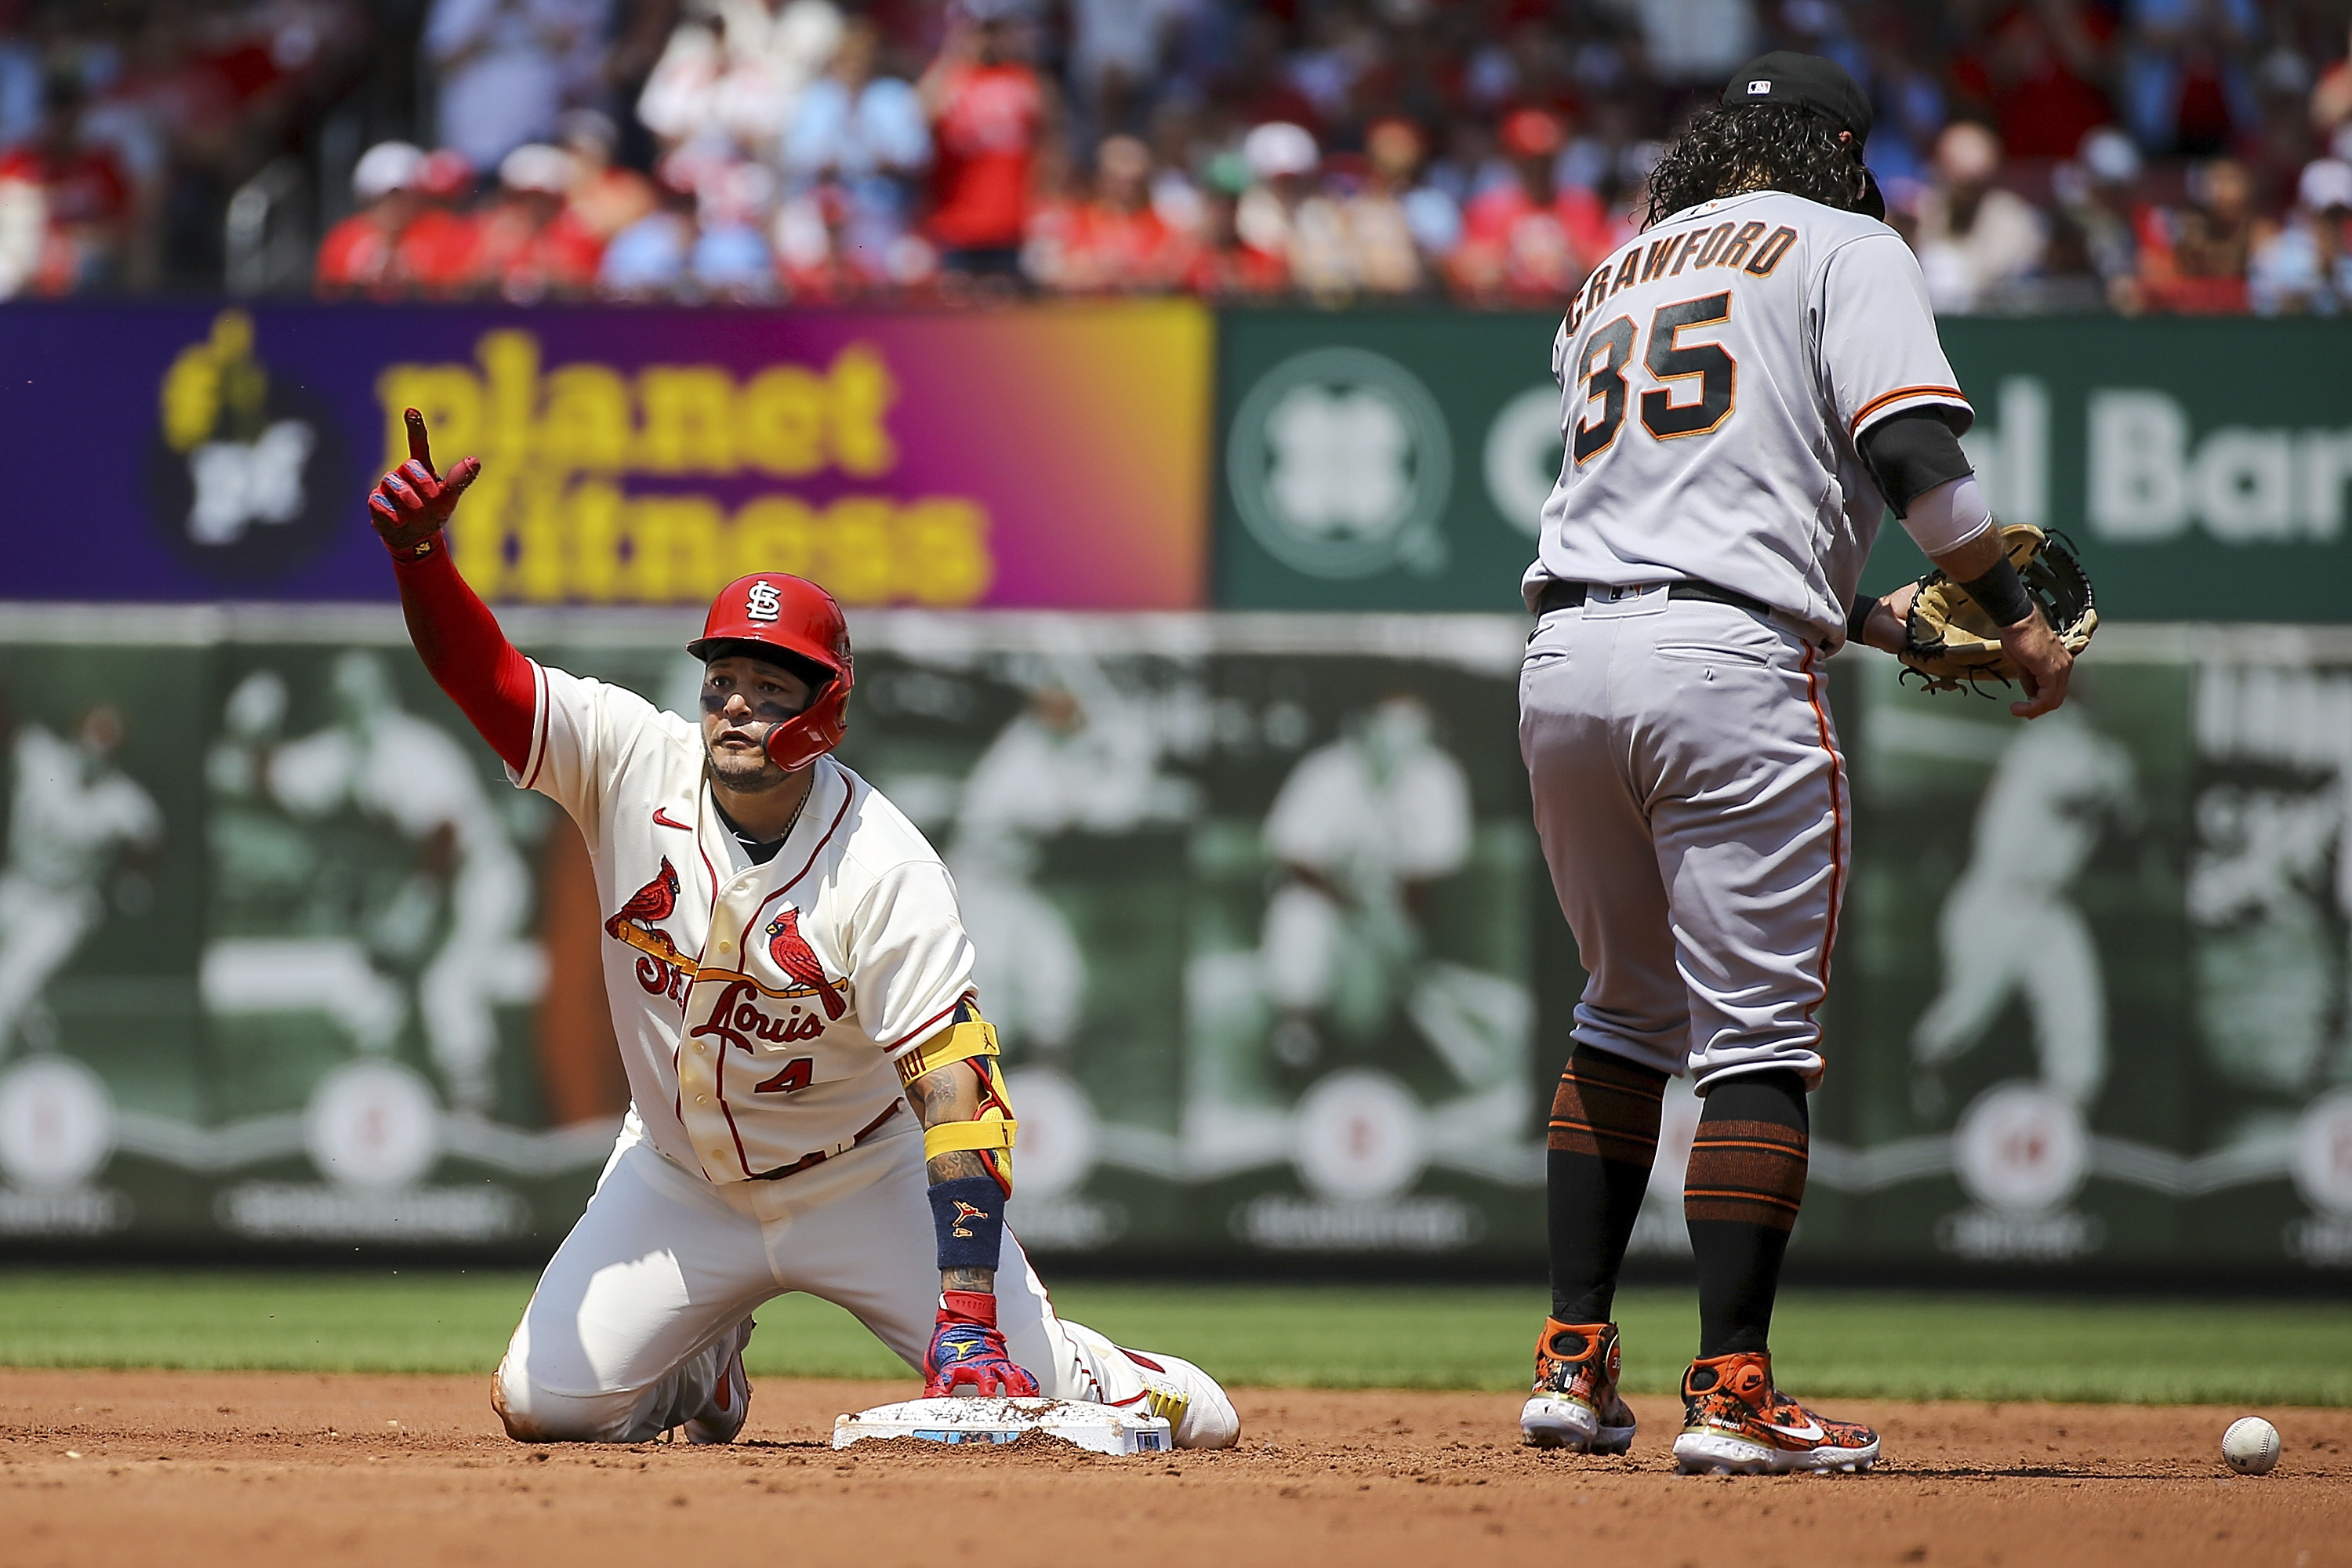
xmin=2222 ymin=1416 xmax=2279 ymax=1475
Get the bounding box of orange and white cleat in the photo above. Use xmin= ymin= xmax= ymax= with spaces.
xmin=1520 ymin=1319 xmax=1638 ymax=1454
xmin=1671 ymin=1352 xmax=1878 ymax=1474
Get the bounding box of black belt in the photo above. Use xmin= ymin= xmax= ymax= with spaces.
xmin=1532 ymin=579 xmax=1777 ymax=619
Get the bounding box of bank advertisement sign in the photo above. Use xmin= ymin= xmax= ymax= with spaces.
xmin=1216 ymin=313 xmax=2352 ymax=618
xmin=0 ymin=301 xmax=1211 ymax=610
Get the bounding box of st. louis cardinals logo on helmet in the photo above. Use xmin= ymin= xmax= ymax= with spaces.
xmin=685 ymin=573 xmax=855 ymax=773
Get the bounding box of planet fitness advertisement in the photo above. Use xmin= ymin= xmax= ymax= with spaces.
xmin=0 ymin=300 xmax=1212 ymax=611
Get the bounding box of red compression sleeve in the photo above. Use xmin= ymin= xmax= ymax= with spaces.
xmin=390 ymin=547 xmax=536 ymax=773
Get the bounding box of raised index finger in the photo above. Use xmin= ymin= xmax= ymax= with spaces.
xmin=404 ymin=408 xmax=436 ymax=477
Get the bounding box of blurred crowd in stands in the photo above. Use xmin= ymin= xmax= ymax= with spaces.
xmin=2 ymin=0 xmax=2350 ymax=312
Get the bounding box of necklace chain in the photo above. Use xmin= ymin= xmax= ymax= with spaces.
xmin=718 ymin=775 xmax=811 ymax=855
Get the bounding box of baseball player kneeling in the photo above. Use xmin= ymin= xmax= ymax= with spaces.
xmin=1516 ymin=54 xmax=2074 ymax=1474
xmin=366 ymin=412 xmax=1238 ymax=1449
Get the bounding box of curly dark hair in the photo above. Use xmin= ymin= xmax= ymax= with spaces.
xmin=1643 ymin=103 xmax=1870 ymax=227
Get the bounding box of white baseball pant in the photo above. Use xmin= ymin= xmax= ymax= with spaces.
xmin=493 ymin=1111 xmax=1236 ymax=1445
xmin=1519 ymin=586 xmax=1847 ymax=1087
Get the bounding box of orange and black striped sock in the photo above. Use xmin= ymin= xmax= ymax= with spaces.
xmin=1686 ymin=1069 xmax=1809 ymax=1358
xmin=1547 ymin=1045 xmax=1668 ymax=1324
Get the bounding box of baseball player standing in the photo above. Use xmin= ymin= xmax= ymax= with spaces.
xmin=1515 ymin=53 xmax=2072 ymax=1474
xmin=0 ymin=706 xmax=162 ymax=1058
xmin=366 ymin=411 xmax=1237 ymax=1448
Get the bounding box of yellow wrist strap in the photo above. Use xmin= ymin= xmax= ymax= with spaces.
xmin=924 ymin=1119 xmax=1017 ymax=1161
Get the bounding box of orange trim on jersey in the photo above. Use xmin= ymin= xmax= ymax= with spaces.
xmin=1800 ymin=645 xmax=1846 ymax=1031
xmin=1848 ymin=385 xmax=1969 ymax=434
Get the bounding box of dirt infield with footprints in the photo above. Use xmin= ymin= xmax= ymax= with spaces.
xmin=2 ymin=1369 xmax=2347 ymax=1567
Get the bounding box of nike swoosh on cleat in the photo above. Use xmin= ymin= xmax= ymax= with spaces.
xmin=1759 ymin=1418 xmax=1827 ymax=1443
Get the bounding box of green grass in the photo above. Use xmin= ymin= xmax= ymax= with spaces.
xmin=0 ymin=1272 xmax=2345 ymax=1406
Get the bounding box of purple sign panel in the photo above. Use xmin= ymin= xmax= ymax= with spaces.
xmin=0 ymin=302 xmax=1211 ymax=608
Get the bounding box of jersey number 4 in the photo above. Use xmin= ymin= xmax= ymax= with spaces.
xmin=1572 ymin=292 xmax=1736 ymax=464
xmin=754 ymin=1058 xmax=815 ymax=1094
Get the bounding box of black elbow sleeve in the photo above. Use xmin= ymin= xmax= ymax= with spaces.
xmin=1859 ymin=409 xmax=1974 ymax=517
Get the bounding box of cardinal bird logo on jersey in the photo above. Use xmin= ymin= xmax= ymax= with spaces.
xmin=605 ymin=859 xmax=681 ymax=938
xmin=605 ymin=858 xmax=695 ymax=989
xmin=764 ymin=907 xmax=846 ymax=1020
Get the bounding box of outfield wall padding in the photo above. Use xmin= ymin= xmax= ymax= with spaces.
xmin=0 ymin=608 xmax=2346 ymax=1281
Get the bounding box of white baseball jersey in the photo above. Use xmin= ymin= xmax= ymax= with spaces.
xmin=1523 ymin=189 xmax=1972 ymax=644
xmin=514 ymin=663 xmax=975 ymax=1184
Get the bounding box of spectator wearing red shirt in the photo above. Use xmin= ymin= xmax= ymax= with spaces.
xmin=1959 ymin=1 xmax=2120 ymax=162
xmin=2138 ymin=154 xmax=2267 ymax=311
xmin=1036 ymin=133 xmax=1192 ymax=293
xmin=774 ymin=183 xmax=861 ymax=303
xmin=474 ymin=142 xmax=604 ymax=302
xmin=1451 ymin=107 xmax=1610 ymax=305
xmin=396 ymin=148 xmax=488 ymax=298
xmin=2120 ymin=0 xmax=2261 ymax=157
xmin=0 ymin=73 xmax=132 ymax=293
xmin=1185 ymin=183 xmax=1289 ymax=301
xmin=920 ymin=6 xmax=1051 ymax=286
xmin=558 ymin=110 xmax=657 ymax=247
xmin=316 ymin=141 xmax=426 ymax=298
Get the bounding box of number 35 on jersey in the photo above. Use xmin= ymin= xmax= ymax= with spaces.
xmin=1527 ymin=189 xmax=1972 ymax=644
xmin=1562 ymin=220 xmax=1797 ymax=465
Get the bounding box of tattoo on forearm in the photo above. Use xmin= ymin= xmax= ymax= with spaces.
xmin=913 ymin=1065 xmax=975 ymax=1122
xmin=912 ymin=1063 xmax=1002 ymax=1295
xmin=911 ymin=1063 xmax=989 ymax=1186
xmin=926 ymin=1149 xmax=988 ymax=1184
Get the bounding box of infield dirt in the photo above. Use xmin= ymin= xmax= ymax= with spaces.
xmin=1 ymin=1369 xmax=2346 ymax=1567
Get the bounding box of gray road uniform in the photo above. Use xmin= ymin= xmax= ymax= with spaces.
xmin=1519 ymin=188 xmax=1969 ymax=1089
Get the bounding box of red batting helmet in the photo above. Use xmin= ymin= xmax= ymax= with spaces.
xmin=687 ymin=573 xmax=853 ymax=772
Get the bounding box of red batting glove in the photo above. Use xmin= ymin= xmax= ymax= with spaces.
xmin=368 ymin=407 xmax=481 ymax=560
xmin=921 ymin=1290 xmax=1040 ymax=1399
